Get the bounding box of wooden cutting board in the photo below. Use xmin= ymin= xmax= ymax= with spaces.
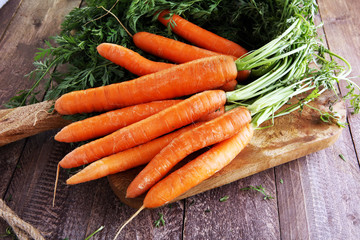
xmin=108 ymin=90 xmax=347 ymax=208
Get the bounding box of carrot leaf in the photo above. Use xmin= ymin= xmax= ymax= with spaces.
xmin=339 ymin=154 xmax=347 ymax=162
xmin=84 ymin=226 xmax=104 ymax=240
xmin=241 ymin=185 xmax=274 ymax=200
xmin=219 ymin=195 xmax=229 ymax=202
xmin=154 ymin=213 xmax=166 ymax=228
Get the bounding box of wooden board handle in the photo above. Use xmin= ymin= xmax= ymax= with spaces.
xmin=0 ymin=101 xmax=70 ymax=146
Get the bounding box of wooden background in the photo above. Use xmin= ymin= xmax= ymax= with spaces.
xmin=1 ymin=0 xmax=360 ymax=239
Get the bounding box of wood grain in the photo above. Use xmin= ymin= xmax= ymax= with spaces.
xmin=0 ymin=0 xmax=22 ymax=38
xmin=0 ymin=0 xmax=82 ymax=238
xmin=183 ymin=169 xmax=280 ymax=240
xmin=0 ymin=101 xmax=70 ymax=146
xmin=0 ymin=0 xmax=80 ymax=106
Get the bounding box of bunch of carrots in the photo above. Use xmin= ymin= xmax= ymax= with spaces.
xmin=52 ymin=10 xmax=352 ymax=239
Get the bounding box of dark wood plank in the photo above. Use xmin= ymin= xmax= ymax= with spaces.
xmin=0 ymin=139 xmax=25 ymax=240
xmin=0 ymin=0 xmax=82 ymax=237
xmin=0 ymin=0 xmax=81 ymax=106
xmin=4 ymin=130 xmax=70 ymax=238
xmin=0 ymin=0 xmax=21 ymax=36
xmin=0 ymin=141 xmax=25 ymax=197
xmin=276 ymin=130 xmax=360 ymax=239
xmin=67 ymin=178 xmax=185 ymax=240
xmin=183 ymin=169 xmax=279 ymax=239
xmin=275 ymin=159 xmax=310 ymax=239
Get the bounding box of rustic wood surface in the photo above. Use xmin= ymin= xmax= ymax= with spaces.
xmin=0 ymin=100 xmax=70 ymax=146
xmin=0 ymin=0 xmax=360 ymax=240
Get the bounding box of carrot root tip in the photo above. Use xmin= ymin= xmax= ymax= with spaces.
xmin=113 ymin=205 xmax=145 ymax=240
xmin=52 ymin=163 xmax=60 ymax=207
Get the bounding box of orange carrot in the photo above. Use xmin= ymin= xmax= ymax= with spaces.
xmin=144 ymin=123 xmax=254 ymax=208
xmin=97 ymin=43 xmax=174 ymax=76
xmin=126 ymin=106 xmax=251 ymax=198
xmin=97 ymin=42 xmax=237 ymax=91
xmin=54 ymin=55 xmax=236 ymax=115
xmin=158 ymin=10 xmax=248 ymax=58
xmin=65 ymin=123 xmax=201 ymax=183
xmin=58 ymin=90 xmax=226 ymax=168
xmin=133 ymin=32 xmax=250 ymax=81
xmin=55 ymin=100 xmax=181 ymax=143
xmin=219 ymin=79 xmax=238 ymax=92
xmin=113 ymin=123 xmax=254 ymax=239
xmin=133 ymin=31 xmax=219 ymax=64
xmin=197 ymin=105 xmax=224 ymax=122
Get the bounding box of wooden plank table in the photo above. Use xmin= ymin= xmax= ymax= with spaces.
xmin=1 ymin=0 xmax=360 ymax=239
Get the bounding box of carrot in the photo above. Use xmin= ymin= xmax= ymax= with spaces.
xmin=133 ymin=32 xmax=250 ymax=81
xmin=126 ymin=106 xmax=251 ymax=198
xmin=113 ymin=123 xmax=254 ymax=239
xmin=54 ymin=55 xmax=236 ymax=115
xmin=56 ymin=101 xmax=226 ymax=143
xmin=97 ymin=43 xmax=174 ymax=76
xmin=197 ymin=105 xmax=224 ymax=122
xmin=55 ymin=100 xmax=181 ymax=143
xmin=65 ymin=123 xmax=201 ymax=184
xmin=219 ymin=79 xmax=238 ymax=92
xmin=144 ymin=123 xmax=254 ymax=208
xmin=157 ymin=10 xmax=248 ymax=58
xmin=133 ymin=31 xmax=219 ymax=64
xmin=97 ymin=42 xmax=237 ymax=91
xmin=58 ymin=90 xmax=227 ymax=168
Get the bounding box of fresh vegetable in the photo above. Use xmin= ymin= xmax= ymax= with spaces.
xmin=65 ymin=123 xmax=201 ymax=183
xmin=55 ymin=100 xmax=181 ymax=142
xmin=64 ymin=105 xmax=226 ymax=183
xmin=126 ymin=106 xmax=251 ymax=198
xmin=6 ymin=0 xmax=251 ymax=109
xmin=97 ymin=43 xmax=174 ymax=76
xmin=132 ymin=32 xmax=250 ymax=80
xmin=4 ymin=1 xmax=357 ymax=238
xmin=97 ymin=42 xmax=238 ymax=91
xmin=157 ymin=10 xmax=248 ymax=58
xmin=133 ymin=31 xmax=220 ymax=63
xmin=113 ymin=123 xmax=254 ymax=239
xmin=62 ymin=9 xmax=357 ymax=193
xmin=54 ymin=55 xmax=236 ymax=115
xmin=219 ymin=196 xmax=230 ymax=202
xmin=197 ymin=105 xmax=224 ymax=121
xmin=58 ymin=90 xmax=227 ymax=168
xmin=112 ymin=8 xmax=360 ymax=234
xmin=10 ymin=0 xmax=359 ymax=118
xmin=146 ymin=123 xmax=252 ymax=208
